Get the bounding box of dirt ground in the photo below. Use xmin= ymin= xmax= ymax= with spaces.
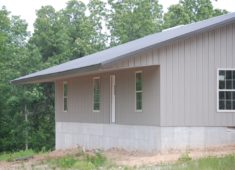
xmin=105 ymin=145 xmax=235 ymax=167
xmin=1 ymin=145 xmax=235 ymax=169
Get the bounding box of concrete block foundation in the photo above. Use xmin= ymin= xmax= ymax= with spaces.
xmin=56 ymin=122 xmax=235 ymax=152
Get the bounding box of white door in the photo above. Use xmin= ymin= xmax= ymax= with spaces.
xmin=110 ymin=75 xmax=115 ymax=123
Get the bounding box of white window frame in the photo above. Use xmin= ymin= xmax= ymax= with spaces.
xmin=217 ymin=68 xmax=235 ymax=112
xmin=135 ymin=71 xmax=143 ymax=112
xmin=93 ymin=77 xmax=100 ymax=112
xmin=63 ymin=81 xmax=68 ymax=112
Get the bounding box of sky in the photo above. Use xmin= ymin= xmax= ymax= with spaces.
xmin=0 ymin=0 xmax=235 ymax=33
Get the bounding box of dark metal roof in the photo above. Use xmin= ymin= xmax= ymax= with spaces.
xmin=12 ymin=12 xmax=235 ymax=84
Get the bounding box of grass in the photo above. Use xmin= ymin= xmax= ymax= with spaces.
xmin=48 ymin=152 xmax=235 ymax=170
xmin=144 ymin=154 xmax=235 ymax=170
xmin=0 ymin=149 xmax=36 ymax=162
xmin=1 ymin=149 xmax=235 ymax=170
xmin=47 ymin=151 xmax=110 ymax=170
xmin=177 ymin=152 xmax=192 ymax=163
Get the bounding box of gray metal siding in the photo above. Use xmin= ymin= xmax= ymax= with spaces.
xmin=158 ymin=23 xmax=235 ymax=126
xmin=110 ymin=22 xmax=235 ymax=126
xmin=55 ymin=22 xmax=235 ymax=127
xmin=55 ymin=74 xmax=110 ymax=124
xmin=55 ymin=66 xmax=160 ymax=126
xmin=115 ymin=67 xmax=160 ymax=125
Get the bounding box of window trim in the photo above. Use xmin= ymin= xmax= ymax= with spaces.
xmin=93 ymin=77 xmax=101 ymax=112
xmin=217 ymin=68 xmax=235 ymax=112
xmin=63 ymin=81 xmax=68 ymax=112
xmin=135 ymin=71 xmax=143 ymax=112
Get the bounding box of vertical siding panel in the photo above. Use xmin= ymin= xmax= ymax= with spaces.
xmin=55 ymin=82 xmax=58 ymax=121
xmin=220 ymin=26 xmax=230 ymax=125
xmin=233 ymin=24 xmax=235 ymax=67
xmin=86 ymin=77 xmax=92 ymax=121
xmin=214 ymin=28 xmax=221 ymax=125
xmin=208 ymin=30 xmax=216 ymax=126
xmin=226 ymin=25 xmax=233 ymax=67
xmin=59 ymin=80 xmax=63 ymax=120
xmin=172 ymin=42 xmax=179 ymax=125
xmin=84 ymin=77 xmax=89 ymax=121
xmin=83 ymin=78 xmax=87 ymax=120
xmin=178 ymin=41 xmax=185 ymax=125
xmin=114 ymin=61 xmax=120 ymax=69
xmin=159 ymin=47 xmax=167 ymax=125
xmin=134 ymin=55 xmax=141 ymax=67
xmin=117 ymin=60 xmax=123 ymax=68
xmin=143 ymin=67 xmax=161 ymax=125
xmin=113 ymin=62 xmax=118 ymax=69
xmin=121 ymin=60 xmax=129 ymax=68
xmin=184 ymin=38 xmax=191 ymax=125
xmin=116 ymin=70 xmax=130 ymax=124
xmin=202 ymin=32 xmax=209 ymax=125
xmin=93 ymin=76 xmax=98 ymax=123
xmin=68 ymin=79 xmax=73 ymax=121
xmin=233 ymin=24 xmax=235 ymax=124
xmin=196 ymin=34 xmax=204 ymax=125
xmin=55 ymin=81 xmax=61 ymax=122
xmin=190 ymin=37 xmax=197 ymax=125
xmin=153 ymin=48 xmax=160 ymax=64
xmin=72 ymin=79 xmax=78 ymax=120
xmin=129 ymin=57 xmax=134 ymax=67
xmin=226 ymin=25 xmax=233 ymax=126
xmin=76 ymin=78 xmax=81 ymax=120
xmin=102 ymin=73 xmax=110 ymax=123
xmin=140 ymin=52 xmax=147 ymax=66
xmin=146 ymin=50 xmax=153 ymax=65
xmin=166 ymin=45 xmax=173 ymax=125
xmin=87 ymin=77 xmax=92 ymax=121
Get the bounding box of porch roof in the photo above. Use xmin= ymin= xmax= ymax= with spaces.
xmin=12 ymin=12 xmax=235 ymax=84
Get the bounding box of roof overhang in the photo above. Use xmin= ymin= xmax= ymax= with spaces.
xmin=11 ymin=64 xmax=101 ymax=84
xmin=11 ymin=12 xmax=235 ymax=85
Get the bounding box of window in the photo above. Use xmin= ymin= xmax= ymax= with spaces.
xmin=93 ymin=77 xmax=100 ymax=111
xmin=218 ymin=69 xmax=235 ymax=112
xmin=135 ymin=71 xmax=143 ymax=111
xmin=63 ymin=81 xmax=68 ymax=111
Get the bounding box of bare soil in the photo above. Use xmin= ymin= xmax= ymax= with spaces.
xmin=105 ymin=145 xmax=235 ymax=167
xmin=1 ymin=145 xmax=235 ymax=169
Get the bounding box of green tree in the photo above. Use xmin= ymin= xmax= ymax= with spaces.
xmin=107 ymin=0 xmax=163 ymax=45
xmin=87 ymin=0 xmax=108 ymax=50
xmin=31 ymin=1 xmax=107 ymax=65
xmin=30 ymin=5 xmax=70 ymax=63
xmin=0 ymin=6 xmax=43 ymax=151
xmin=24 ymin=0 xmax=108 ymax=151
xmin=163 ymin=0 xmax=227 ymax=29
xmin=0 ymin=5 xmax=55 ymax=152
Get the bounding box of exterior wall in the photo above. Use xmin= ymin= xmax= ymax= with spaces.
xmin=55 ymin=66 xmax=160 ymax=126
xmin=54 ymin=22 xmax=235 ymax=151
xmin=56 ymin=122 xmax=235 ymax=151
xmin=108 ymin=22 xmax=235 ymax=126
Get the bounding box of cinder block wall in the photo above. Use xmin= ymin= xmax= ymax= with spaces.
xmin=56 ymin=122 xmax=235 ymax=152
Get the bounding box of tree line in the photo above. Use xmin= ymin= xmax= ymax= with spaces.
xmin=0 ymin=0 xmax=227 ymax=152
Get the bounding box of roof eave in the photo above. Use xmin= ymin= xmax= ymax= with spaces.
xmin=11 ymin=64 xmax=102 ymax=85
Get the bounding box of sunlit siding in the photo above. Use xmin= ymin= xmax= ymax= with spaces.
xmin=159 ymin=23 xmax=235 ymax=126
xmin=110 ymin=22 xmax=235 ymax=126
